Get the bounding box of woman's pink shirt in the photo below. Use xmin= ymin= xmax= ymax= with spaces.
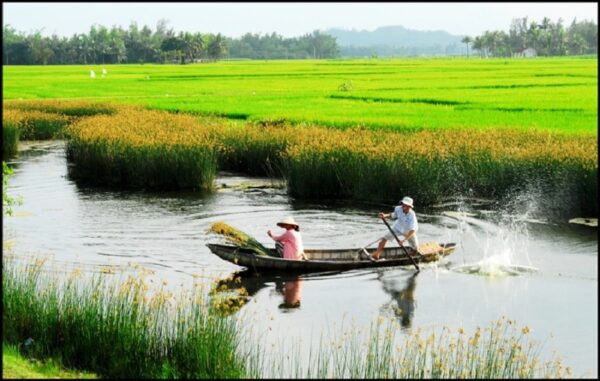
xmin=272 ymin=229 xmax=304 ymax=259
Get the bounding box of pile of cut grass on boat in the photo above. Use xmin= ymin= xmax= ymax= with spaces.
xmin=208 ymin=222 xmax=273 ymax=257
xmin=2 ymin=254 xmax=250 ymax=379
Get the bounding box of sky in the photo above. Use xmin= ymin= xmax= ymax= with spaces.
xmin=3 ymin=2 xmax=598 ymax=38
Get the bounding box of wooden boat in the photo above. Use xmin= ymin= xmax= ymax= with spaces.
xmin=207 ymin=241 xmax=456 ymax=273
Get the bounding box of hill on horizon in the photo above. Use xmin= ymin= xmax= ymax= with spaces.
xmin=325 ymin=25 xmax=464 ymax=47
xmin=324 ymin=25 xmax=466 ymax=56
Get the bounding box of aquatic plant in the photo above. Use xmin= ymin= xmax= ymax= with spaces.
xmin=3 ymin=108 xmax=72 ymax=141
xmin=2 ymin=162 xmax=22 ymax=216
xmin=2 ymin=254 xmax=249 ymax=378
xmin=208 ymin=222 xmax=272 ymax=257
xmin=254 ymin=317 xmax=573 ymax=378
xmin=65 ymin=106 xmax=219 ymax=191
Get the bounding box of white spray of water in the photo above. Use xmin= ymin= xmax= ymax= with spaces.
xmin=443 ymin=196 xmax=539 ymax=277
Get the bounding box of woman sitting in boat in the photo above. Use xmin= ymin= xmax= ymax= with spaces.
xmin=267 ymin=216 xmax=308 ymax=260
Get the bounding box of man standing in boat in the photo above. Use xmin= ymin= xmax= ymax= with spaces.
xmin=371 ymin=196 xmax=419 ymax=261
xmin=268 ymin=216 xmax=308 ymax=260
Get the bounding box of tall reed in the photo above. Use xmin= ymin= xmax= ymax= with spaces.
xmin=65 ymin=107 xmax=219 ymax=191
xmin=12 ymin=100 xmax=597 ymax=217
xmin=255 ymin=317 xmax=573 ymax=378
xmin=3 ymin=108 xmax=72 ymax=141
xmin=2 ymin=254 xmax=249 ymax=378
xmin=284 ymin=126 xmax=597 ymax=217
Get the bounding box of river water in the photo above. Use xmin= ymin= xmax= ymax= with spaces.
xmin=4 ymin=141 xmax=597 ymax=377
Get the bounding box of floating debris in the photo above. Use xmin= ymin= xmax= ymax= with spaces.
xmin=568 ymin=218 xmax=597 ymax=227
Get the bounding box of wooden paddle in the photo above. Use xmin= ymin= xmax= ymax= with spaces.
xmin=380 ymin=216 xmax=420 ymax=272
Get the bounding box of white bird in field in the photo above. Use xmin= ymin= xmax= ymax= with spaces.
xmin=90 ymin=69 xmax=96 ymax=78
xmin=101 ymin=68 xmax=107 ymax=77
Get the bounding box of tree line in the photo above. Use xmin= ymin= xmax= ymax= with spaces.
xmin=2 ymin=21 xmax=339 ymax=65
xmin=3 ymin=16 xmax=596 ymax=65
xmin=461 ymin=17 xmax=597 ymax=57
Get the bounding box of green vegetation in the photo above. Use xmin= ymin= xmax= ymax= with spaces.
xmin=59 ymin=105 xmax=596 ymax=216
xmin=3 ymin=58 xmax=597 ymax=136
xmin=208 ymin=222 xmax=273 ymax=257
xmin=2 ymin=58 xmax=597 ymax=217
xmin=64 ymin=106 xmax=219 ymax=190
xmin=256 ymin=318 xmax=572 ymax=378
xmin=3 ymin=254 xmax=574 ymax=378
xmin=2 ymin=254 xmax=250 ymax=378
xmin=3 ymin=344 xmax=97 ymax=379
xmin=2 ymin=162 xmax=22 ymax=216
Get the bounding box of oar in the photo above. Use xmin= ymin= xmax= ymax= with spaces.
xmin=380 ymin=216 xmax=420 ymax=272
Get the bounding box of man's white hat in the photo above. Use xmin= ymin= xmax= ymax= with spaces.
xmin=277 ymin=216 xmax=299 ymax=228
xmin=400 ymin=196 xmax=414 ymax=208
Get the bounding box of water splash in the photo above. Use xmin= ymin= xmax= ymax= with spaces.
xmin=440 ymin=197 xmax=539 ymax=277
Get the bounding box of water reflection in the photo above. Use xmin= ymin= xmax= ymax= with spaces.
xmin=378 ymin=272 xmax=418 ymax=329
xmin=211 ymin=270 xmax=308 ymax=314
xmin=277 ymin=277 xmax=304 ymax=310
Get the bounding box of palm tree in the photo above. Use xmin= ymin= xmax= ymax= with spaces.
xmin=472 ymin=36 xmax=483 ymax=57
xmin=461 ymin=36 xmax=473 ymax=57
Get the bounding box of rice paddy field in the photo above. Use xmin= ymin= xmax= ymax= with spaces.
xmin=2 ymin=58 xmax=597 ymax=135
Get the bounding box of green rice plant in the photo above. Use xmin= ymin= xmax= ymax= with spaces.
xmin=2 ymin=254 xmax=249 ymax=379
xmin=3 ymin=58 xmax=596 ymax=136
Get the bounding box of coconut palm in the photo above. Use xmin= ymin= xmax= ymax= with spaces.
xmin=461 ymin=36 xmax=473 ymax=57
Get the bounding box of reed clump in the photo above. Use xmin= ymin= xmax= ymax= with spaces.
xmin=2 ymin=254 xmax=249 ymax=378
xmin=3 ymin=108 xmax=72 ymax=142
xmin=257 ymin=317 xmax=573 ymax=378
xmin=283 ymin=126 xmax=597 ymax=217
xmin=214 ymin=122 xmax=293 ymax=176
xmin=10 ymin=100 xmax=597 ymax=217
xmin=208 ymin=222 xmax=272 ymax=257
xmin=65 ymin=106 xmax=219 ymax=191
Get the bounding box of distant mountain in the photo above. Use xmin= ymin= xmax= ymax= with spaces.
xmin=325 ymin=25 xmax=465 ymax=56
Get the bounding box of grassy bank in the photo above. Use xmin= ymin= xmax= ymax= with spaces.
xmin=2 ymin=254 xmax=250 ymax=378
xmin=3 ymin=344 xmax=97 ymax=379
